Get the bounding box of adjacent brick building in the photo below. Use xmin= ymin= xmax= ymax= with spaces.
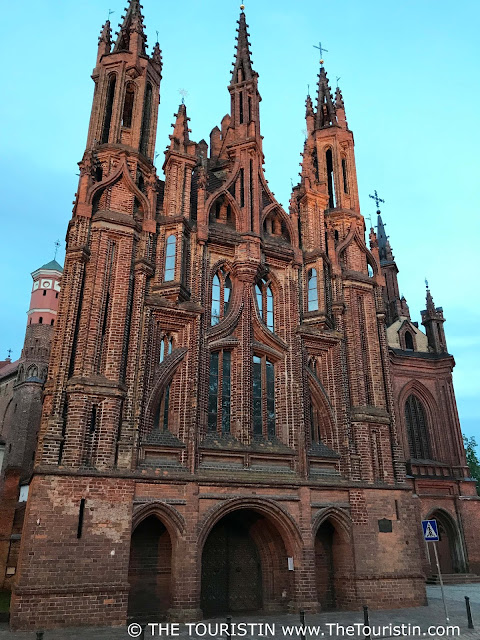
xmin=8 ymin=0 xmax=480 ymax=630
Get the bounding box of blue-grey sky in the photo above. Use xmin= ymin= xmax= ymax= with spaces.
xmin=1 ymin=1 xmax=479 ymax=441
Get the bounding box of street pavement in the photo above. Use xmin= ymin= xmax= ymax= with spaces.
xmin=1 ymin=585 xmax=480 ymax=640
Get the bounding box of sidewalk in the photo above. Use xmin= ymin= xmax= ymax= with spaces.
xmin=0 ymin=585 xmax=479 ymax=640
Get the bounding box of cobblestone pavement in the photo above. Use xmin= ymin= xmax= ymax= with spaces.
xmin=1 ymin=585 xmax=480 ymax=640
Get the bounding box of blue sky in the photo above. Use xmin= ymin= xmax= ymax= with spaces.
xmin=0 ymin=1 xmax=479 ymax=441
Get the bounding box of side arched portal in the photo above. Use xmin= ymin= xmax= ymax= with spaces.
xmin=427 ymin=509 xmax=466 ymax=575
xmin=128 ymin=515 xmax=173 ymax=622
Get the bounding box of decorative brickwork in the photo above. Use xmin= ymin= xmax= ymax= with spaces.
xmin=8 ymin=0 xmax=480 ymax=630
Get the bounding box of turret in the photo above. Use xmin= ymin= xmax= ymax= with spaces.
xmin=421 ymin=284 xmax=448 ymax=353
xmin=27 ymin=260 xmax=62 ymax=327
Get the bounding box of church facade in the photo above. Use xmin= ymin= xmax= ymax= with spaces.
xmin=9 ymin=0 xmax=480 ymax=630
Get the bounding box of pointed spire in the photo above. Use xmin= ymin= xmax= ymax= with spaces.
xmin=97 ymin=20 xmax=112 ymax=61
xmin=377 ymin=213 xmax=393 ymax=263
xmin=168 ymin=103 xmax=191 ymax=154
xmin=113 ymin=0 xmax=147 ymax=55
xmin=425 ymin=283 xmax=436 ymax=313
xmin=152 ymin=41 xmax=162 ymax=68
xmin=230 ymin=9 xmax=255 ymax=85
xmin=315 ymin=66 xmax=337 ymax=129
xmin=305 ymin=94 xmax=314 ymax=136
xmin=335 ymin=85 xmax=344 ymax=110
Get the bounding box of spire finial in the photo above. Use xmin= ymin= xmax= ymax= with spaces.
xmin=240 ymin=4 xmax=245 ymax=9
xmin=313 ymin=41 xmax=328 ymax=66
xmin=369 ymin=189 xmax=385 ymax=213
xmin=179 ymin=88 xmax=188 ymax=105
xmin=54 ymin=240 xmax=61 ymax=260
xmin=6 ymin=349 xmax=12 ymax=360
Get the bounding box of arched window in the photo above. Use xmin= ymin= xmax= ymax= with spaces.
xmin=342 ymin=157 xmax=348 ymax=194
xmin=101 ymin=74 xmax=116 ymax=144
xmin=164 ymin=235 xmax=176 ymax=281
xmin=140 ymin=83 xmax=153 ymax=156
xmin=208 ymin=350 xmax=231 ymax=433
xmin=405 ymin=394 xmax=431 ymax=460
xmin=159 ymin=334 xmax=174 ymax=363
xmin=122 ymin=82 xmax=135 ymax=128
xmin=405 ymin=331 xmax=414 ymax=351
xmin=310 ymin=401 xmax=322 ymax=444
xmin=326 ymin=148 xmax=336 ymax=208
xmin=211 ymin=268 xmax=231 ymax=325
xmin=252 ymin=355 xmax=275 ymax=438
xmin=307 ymin=269 xmax=318 ymax=311
xmin=154 ymin=385 xmax=171 ymax=432
xmin=255 ymin=279 xmax=274 ymax=332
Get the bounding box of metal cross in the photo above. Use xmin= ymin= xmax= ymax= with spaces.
xmin=313 ymin=42 xmax=328 ymax=59
xmin=54 ymin=240 xmax=61 ymax=260
xmin=369 ymin=190 xmax=385 ymax=211
xmin=425 ymin=278 xmax=429 ymax=289
xmin=156 ymin=30 xmax=159 ymax=42
xmin=367 ymin=214 xmax=373 ymax=229
xmin=7 ymin=349 xmax=12 ymax=359
xmin=108 ymin=8 xmax=114 ymax=19
xmin=178 ymin=89 xmax=188 ymax=105
xmin=336 ymin=76 xmax=341 ymax=87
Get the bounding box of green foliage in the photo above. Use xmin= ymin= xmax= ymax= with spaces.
xmin=463 ymin=435 xmax=480 ymax=495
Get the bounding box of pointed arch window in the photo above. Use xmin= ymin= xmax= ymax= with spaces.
xmin=255 ymin=279 xmax=274 ymax=332
xmin=405 ymin=331 xmax=414 ymax=351
xmin=164 ymin=235 xmax=176 ymax=281
xmin=154 ymin=385 xmax=171 ymax=432
xmin=326 ymin=148 xmax=336 ymax=208
xmin=101 ymin=74 xmax=116 ymax=144
xmin=122 ymin=82 xmax=135 ymax=128
xmin=405 ymin=394 xmax=431 ymax=460
xmin=208 ymin=350 xmax=231 ymax=433
xmin=307 ymin=268 xmax=319 ymax=311
xmin=211 ymin=268 xmax=232 ymax=325
xmin=310 ymin=401 xmax=322 ymax=444
xmin=342 ymin=157 xmax=349 ymax=194
xmin=252 ymin=355 xmax=275 ymax=438
xmin=159 ymin=334 xmax=174 ymax=363
xmin=140 ymin=82 xmax=153 ymax=156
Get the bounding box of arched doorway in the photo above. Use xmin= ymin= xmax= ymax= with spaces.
xmin=315 ymin=516 xmax=354 ymax=610
xmin=128 ymin=515 xmax=172 ymax=621
xmin=427 ymin=510 xmax=465 ymax=575
xmin=201 ymin=509 xmax=291 ymax=616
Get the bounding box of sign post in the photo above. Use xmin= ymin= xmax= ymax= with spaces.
xmin=422 ymin=519 xmax=449 ymax=622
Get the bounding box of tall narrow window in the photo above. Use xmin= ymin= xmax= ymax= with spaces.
xmin=255 ymin=279 xmax=274 ymax=332
xmin=405 ymin=331 xmax=414 ymax=351
xmin=326 ymin=148 xmax=336 ymax=208
xmin=140 ymin=83 xmax=153 ymax=156
xmin=252 ymin=355 xmax=276 ymax=438
xmin=164 ymin=235 xmax=176 ymax=281
xmin=154 ymin=386 xmax=171 ymax=431
xmin=239 ymin=91 xmax=244 ymax=124
xmin=208 ymin=351 xmax=231 ymax=433
xmin=211 ymin=268 xmax=232 ymax=325
xmin=342 ymin=158 xmax=348 ymax=194
xmin=122 ymin=82 xmax=135 ymax=128
xmin=101 ymin=75 xmax=116 ymax=144
xmin=310 ymin=401 xmax=322 ymax=444
xmin=307 ymin=268 xmax=319 ymax=311
xmin=405 ymin=395 xmax=431 ymax=460
xmin=159 ymin=339 xmax=165 ymax=363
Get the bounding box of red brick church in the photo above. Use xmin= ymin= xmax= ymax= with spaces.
xmin=8 ymin=0 xmax=480 ymax=629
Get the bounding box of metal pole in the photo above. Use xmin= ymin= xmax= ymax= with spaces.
xmin=226 ymin=615 xmax=232 ymax=640
xmin=363 ymin=605 xmax=371 ymax=640
xmin=300 ymin=610 xmax=306 ymax=640
xmin=465 ymin=596 xmax=474 ymax=629
xmin=432 ymin=542 xmax=450 ymax=622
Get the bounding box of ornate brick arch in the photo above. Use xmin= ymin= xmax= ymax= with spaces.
xmin=197 ymin=497 xmax=303 ymax=558
xmin=425 ymin=507 xmax=467 ymax=573
xmin=131 ymin=501 xmax=186 ymax=538
xmin=398 ymin=380 xmax=438 ymax=460
xmin=312 ymin=507 xmax=352 ymax=541
xmin=144 ymin=347 xmax=188 ymax=431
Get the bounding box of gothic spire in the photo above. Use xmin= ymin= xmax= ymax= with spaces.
xmin=315 ymin=66 xmax=337 ymax=129
xmin=376 ymin=213 xmax=393 ymax=263
xmin=230 ymin=9 xmax=256 ymax=85
xmin=425 ymin=283 xmax=436 ymax=313
xmin=97 ymin=20 xmax=112 ymax=61
xmin=168 ymin=103 xmax=191 ymax=154
xmin=335 ymin=85 xmax=344 ymax=110
xmin=152 ymin=41 xmax=162 ymax=69
xmin=113 ymin=0 xmax=147 ymax=55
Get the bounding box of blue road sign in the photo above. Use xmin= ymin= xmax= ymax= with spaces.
xmin=422 ymin=519 xmax=439 ymax=541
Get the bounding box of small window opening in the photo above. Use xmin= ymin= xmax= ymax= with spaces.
xmin=77 ymin=499 xmax=86 ymax=539
xmin=140 ymin=83 xmax=153 ymax=156
xmin=342 ymin=158 xmax=348 ymax=194
xmin=405 ymin=331 xmax=414 ymax=351
xmin=122 ymin=82 xmax=135 ymax=128
xmin=50 ymin=319 xmax=54 ymax=326
xmin=39 ymin=317 xmax=43 ymax=324
xmin=101 ymin=75 xmax=116 ymax=144
xmin=43 ymin=289 xmax=47 ymax=296
xmin=239 ymin=92 xmax=244 ymax=124
xmin=56 ymin=292 xmax=59 ymax=299
xmin=326 ymin=149 xmax=336 ymax=208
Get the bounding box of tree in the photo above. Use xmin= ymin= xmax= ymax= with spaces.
xmin=463 ymin=435 xmax=480 ymax=495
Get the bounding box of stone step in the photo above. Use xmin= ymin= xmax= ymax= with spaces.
xmin=426 ymin=573 xmax=480 ymax=585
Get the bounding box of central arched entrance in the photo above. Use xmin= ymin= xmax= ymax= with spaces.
xmin=201 ymin=509 xmax=291 ymax=616
xmin=128 ymin=515 xmax=172 ymax=622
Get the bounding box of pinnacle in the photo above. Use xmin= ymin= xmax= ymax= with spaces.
xmin=315 ymin=66 xmax=336 ymax=129
xmin=230 ymin=9 xmax=255 ymax=84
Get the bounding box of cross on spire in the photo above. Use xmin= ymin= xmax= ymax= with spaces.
xmin=54 ymin=239 xmax=61 ymax=260
xmin=314 ymin=41 xmax=328 ymax=62
xmin=369 ymin=189 xmax=385 ymax=212
xmin=178 ymin=89 xmax=188 ymax=105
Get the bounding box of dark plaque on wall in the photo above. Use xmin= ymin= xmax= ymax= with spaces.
xmin=378 ymin=518 xmax=393 ymax=533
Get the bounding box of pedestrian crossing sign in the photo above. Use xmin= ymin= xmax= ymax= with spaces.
xmin=422 ymin=519 xmax=439 ymax=541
